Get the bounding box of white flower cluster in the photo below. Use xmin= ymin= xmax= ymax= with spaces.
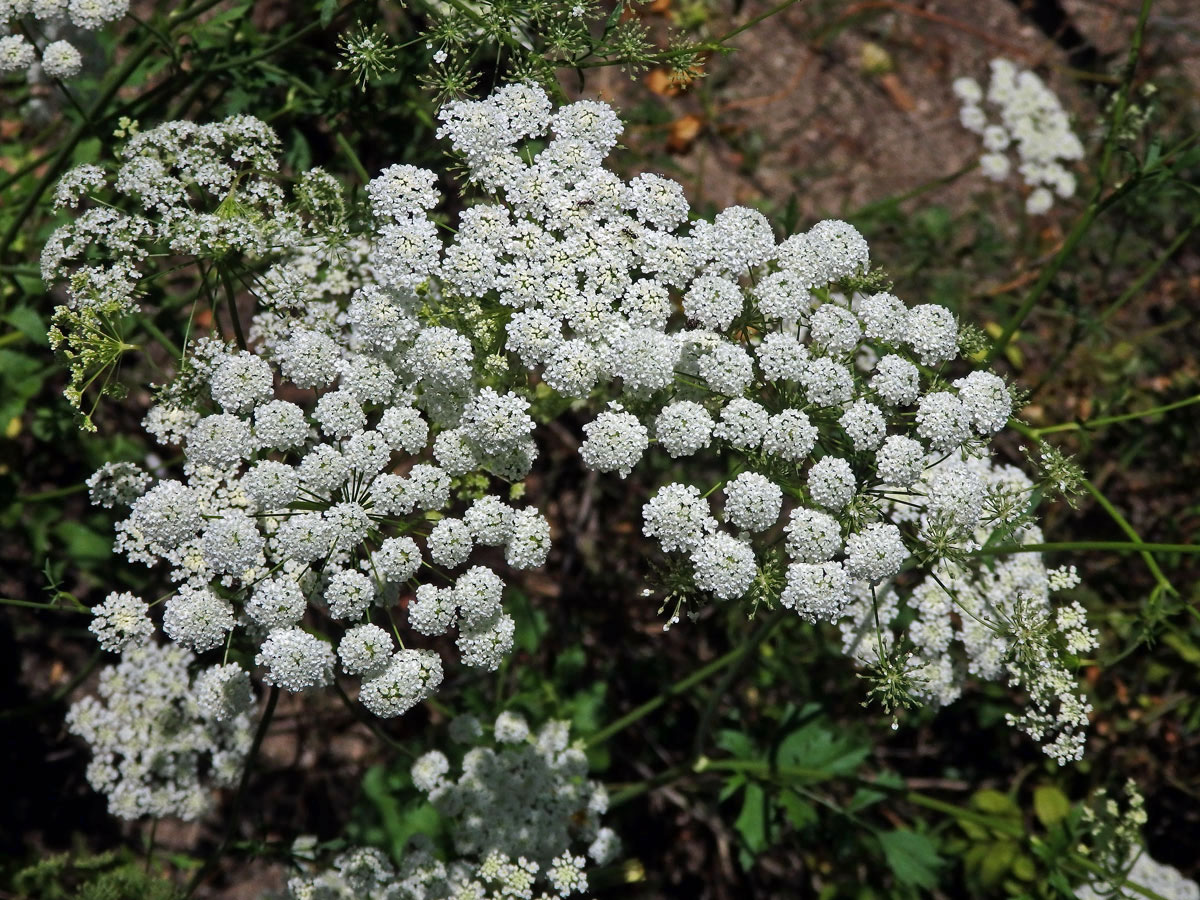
xmin=1 ymin=0 xmax=119 ymax=80
xmin=43 ymin=115 xmax=294 ymax=319
xmin=284 ymin=712 xmax=617 ymax=900
xmin=954 ymin=58 xmax=1084 ymax=214
xmin=50 ymin=83 xmax=1090 ymax=769
xmin=50 ymin=119 xmax=550 ymax=722
xmin=101 ymin=321 xmax=547 ymax=715
xmin=840 ymin=456 xmax=1096 ymax=764
xmin=65 ymin=643 xmax=253 ymax=820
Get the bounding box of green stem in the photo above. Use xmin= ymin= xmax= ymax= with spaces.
xmin=848 ymin=162 xmax=978 ymax=221
xmin=1008 ymin=420 xmax=1180 ymax=600
xmin=332 ymin=681 xmax=417 ymax=758
xmin=186 ymin=686 xmax=280 ymax=898
xmin=691 ymin=610 xmax=785 ymax=759
xmin=1096 ymin=0 xmax=1154 ymax=187
xmin=1097 ymin=212 xmax=1200 ymax=326
xmin=208 ymin=2 xmax=356 ymax=73
xmin=984 ymin=0 xmax=1154 ymax=367
xmin=217 ymin=266 xmax=248 ymax=350
xmin=1082 ymin=477 xmax=1177 ymax=598
xmin=137 ymin=315 xmax=184 ymax=360
xmin=586 ymin=612 xmax=786 ymax=748
xmin=0 ymin=595 xmax=89 ymax=612
xmin=18 ymin=483 xmax=88 ymax=502
xmin=972 ymin=541 xmax=1199 ymax=556
xmin=335 ymin=132 xmax=371 ymax=185
xmin=1032 ymin=394 xmax=1200 ymax=435
xmin=709 ymin=0 xmax=804 ymax=46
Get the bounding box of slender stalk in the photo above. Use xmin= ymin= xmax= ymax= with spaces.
xmin=208 ymin=2 xmax=357 ymax=74
xmin=185 ymin=686 xmax=280 ymax=898
xmin=138 ymin=315 xmax=184 ymax=359
xmin=848 ymin=162 xmax=977 ymax=221
xmin=984 ymin=0 xmax=1154 ymax=366
xmin=217 ymin=266 xmax=248 ymax=351
xmin=691 ymin=610 xmax=786 ymax=759
xmin=710 ymin=0 xmax=805 ymax=46
xmin=1082 ymin=477 xmax=1178 ymax=599
xmin=1032 ymin=394 xmax=1200 ymax=435
xmin=335 ymin=132 xmax=372 ymax=185
xmin=332 ymin=681 xmax=417 ymax=758
xmin=1007 ymin=419 xmax=1182 ymax=603
xmin=0 ymin=595 xmax=89 ymax=612
xmin=972 ymin=541 xmax=1199 ymax=556
xmin=579 ymin=0 xmax=802 ymax=68
xmin=18 ymin=483 xmax=88 ymax=502
xmin=586 ymin=612 xmax=786 ymax=748
xmin=1097 ymin=212 xmax=1200 ymax=326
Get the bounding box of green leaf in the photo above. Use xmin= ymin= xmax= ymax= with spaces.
xmin=971 ymin=788 xmax=1019 ymax=819
xmin=1033 ymin=785 xmax=1071 ymax=827
xmin=718 ymin=773 xmax=746 ymax=803
xmin=878 ymin=829 xmax=942 ymax=889
xmin=780 ymin=790 xmax=817 ymax=829
xmin=5 ymin=307 xmax=48 ymax=346
xmin=1012 ymin=853 xmax=1037 ymax=881
xmin=1163 ymin=633 xmax=1200 ymax=666
xmin=716 ymin=729 xmax=756 ymax=759
xmin=848 ymin=772 xmax=902 ymax=813
xmin=733 ymin=782 xmax=767 ymax=856
xmin=53 ymin=520 xmax=111 ymax=561
xmin=776 ymin=720 xmax=869 ymax=778
xmin=978 ymin=839 xmax=1018 ymax=887
xmin=360 ymin=765 xmax=442 ymax=861
xmin=72 ymin=137 xmax=101 ymax=165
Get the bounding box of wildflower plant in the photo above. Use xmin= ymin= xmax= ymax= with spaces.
xmin=50 ymin=82 xmax=1103 ymax=854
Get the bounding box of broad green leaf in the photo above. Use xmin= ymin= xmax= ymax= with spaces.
xmin=780 ymin=790 xmax=817 ymax=829
xmin=978 ymin=839 xmax=1018 ymax=887
xmin=716 ymin=729 xmax=756 ymax=759
xmin=971 ymin=788 xmax=1019 ymax=819
xmin=878 ymin=829 xmax=942 ymax=889
xmin=1033 ymin=785 xmax=1071 ymax=827
xmin=53 ymin=521 xmax=111 ymax=561
xmin=733 ymin=782 xmax=767 ymax=855
xmin=5 ymin=307 xmax=47 ymax=346
xmin=776 ymin=720 xmax=869 ymax=778
xmin=1012 ymin=853 xmax=1037 ymax=881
